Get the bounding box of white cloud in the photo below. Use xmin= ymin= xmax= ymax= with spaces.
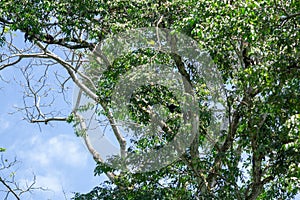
xmin=0 ymin=116 xmax=10 ymax=133
xmin=17 ymin=173 xmax=61 ymax=194
xmin=13 ymin=134 xmax=91 ymax=199
xmin=7 ymin=167 xmax=68 ymax=200
xmin=36 ymin=174 xmax=62 ymax=193
xmin=23 ymin=134 xmax=89 ymax=168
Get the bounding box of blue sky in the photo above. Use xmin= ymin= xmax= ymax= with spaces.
xmin=1 ymin=31 xmax=299 ymax=200
xmin=0 ymin=57 xmax=106 ymax=199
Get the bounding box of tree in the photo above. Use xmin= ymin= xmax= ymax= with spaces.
xmin=0 ymin=149 xmax=46 ymax=200
xmin=1 ymin=0 xmax=299 ymax=199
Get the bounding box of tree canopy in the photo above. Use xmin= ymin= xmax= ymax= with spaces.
xmin=0 ymin=0 xmax=299 ymax=199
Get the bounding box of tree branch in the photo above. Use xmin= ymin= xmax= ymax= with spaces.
xmin=34 ymin=42 xmax=98 ymax=101
xmin=30 ymin=117 xmax=67 ymax=124
xmin=101 ymin=103 xmax=127 ymax=159
xmin=0 ymin=177 xmax=20 ymax=200
xmin=74 ymin=112 xmax=116 ymax=182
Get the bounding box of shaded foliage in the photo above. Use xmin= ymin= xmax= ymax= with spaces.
xmin=1 ymin=0 xmax=299 ymax=199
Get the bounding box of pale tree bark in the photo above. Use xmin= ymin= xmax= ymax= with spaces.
xmin=0 ymin=156 xmax=47 ymax=200
xmin=0 ymin=31 xmax=126 ymax=184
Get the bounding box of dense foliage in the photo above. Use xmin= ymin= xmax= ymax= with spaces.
xmin=1 ymin=0 xmax=299 ymax=199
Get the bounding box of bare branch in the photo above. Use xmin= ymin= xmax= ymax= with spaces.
xmin=0 ymin=177 xmax=20 ymax=200
xmin=101 ymin=103 xmax=127 ymax=159
xmin=35 ymin=41 xmax=98 ymax=100
xmin=30 ymin=117 xmax=67 ymax=124
xmin=0 ymin=57 xmax=22 ymax=71
xmin=0 ymin=156 xmax=47 ymax=199
xmin=74 ymin=111 xmax=116 ymax=182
